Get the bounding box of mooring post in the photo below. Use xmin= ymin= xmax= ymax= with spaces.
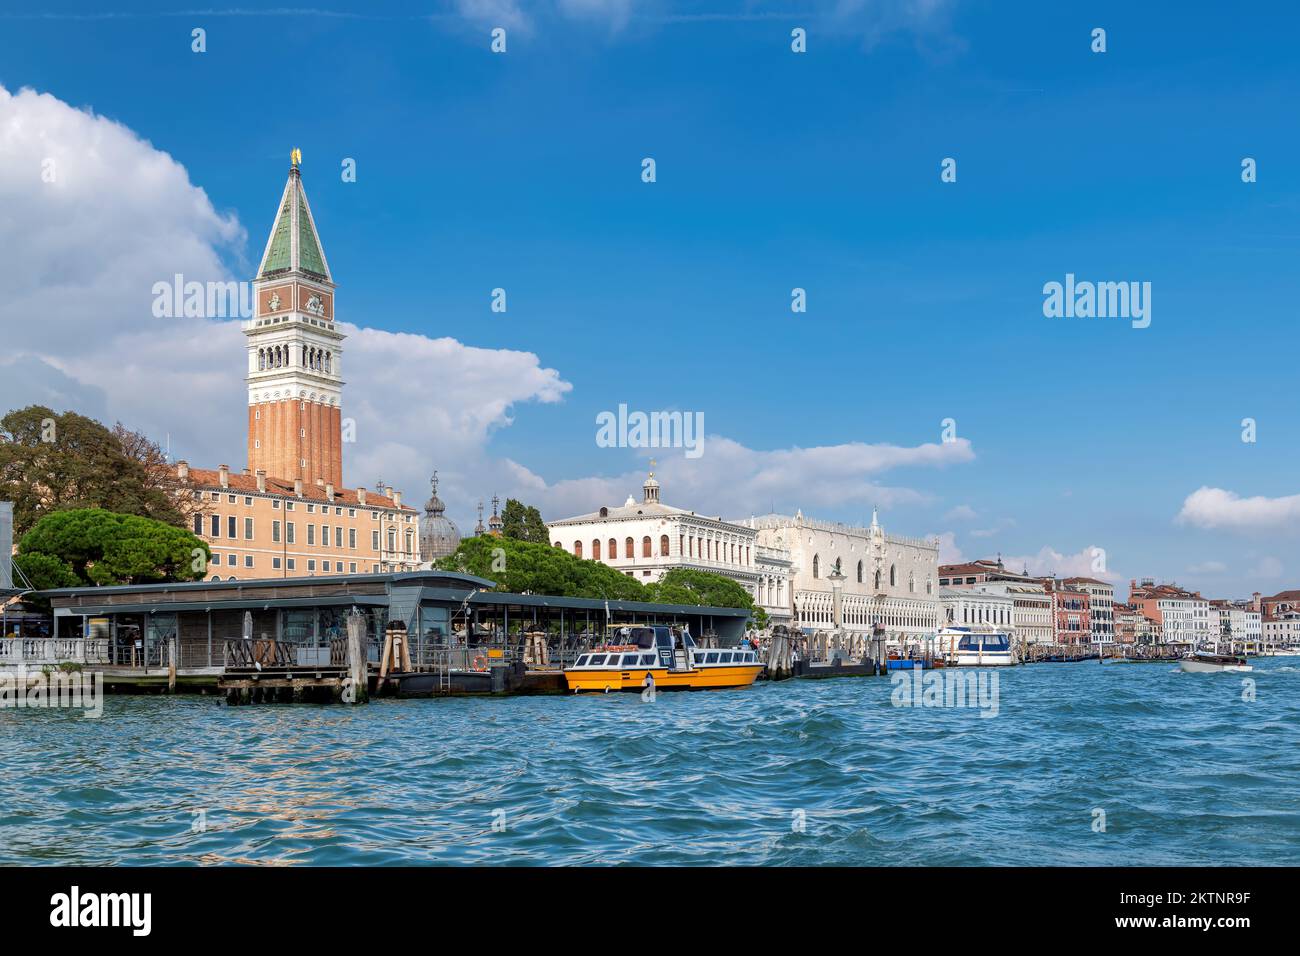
xmin=345 ymin=611 xmax=368 ymax=704
xmin=167 ymin=637 xmax=177 ymax=693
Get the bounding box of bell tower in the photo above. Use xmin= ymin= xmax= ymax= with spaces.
xmin=245 ymin=149 xmax=345 ymax=488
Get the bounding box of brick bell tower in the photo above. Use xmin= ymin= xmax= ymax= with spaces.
xmin=245 ymin=149 xmax=344 ymax=488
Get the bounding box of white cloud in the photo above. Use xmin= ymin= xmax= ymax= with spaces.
xmin=932 ymin=531 xmax=963 ymax=565
xmin=999 ymin=545 xmax=1119 ymax=583
xmin=1187 ymin=560 xmax=1227 ymax=575
xmin=0 ymin=82 xmax=569 ymax=513
xmin=508 ymin=435 xmax=973 ymax=524
xmin=944 ymin=504 xmax=977 ymax=521
xmin=1177 ymin=486 xmax=1300 ymax=532
xmin=1248 ymin=556 xmax=1284 ymax=580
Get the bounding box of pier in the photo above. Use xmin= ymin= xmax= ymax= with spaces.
xmin=21 ymin=571 xmax=750 ymax=703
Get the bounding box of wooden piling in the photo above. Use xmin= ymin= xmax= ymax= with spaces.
xmin=167 ymin=637 xmax=177 ymax=693
xmin=345 ymin=610 xmax=368 ymax=704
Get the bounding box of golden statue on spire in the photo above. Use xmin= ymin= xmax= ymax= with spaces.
xmin=291 ymin=147 xmax=302 ymax=167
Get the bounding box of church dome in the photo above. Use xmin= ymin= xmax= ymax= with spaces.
xmin=419 ymin=472 xmax=460 ymax=560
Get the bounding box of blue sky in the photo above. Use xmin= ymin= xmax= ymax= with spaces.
xmin=0 ymin=0 xmax=1297 ymax=598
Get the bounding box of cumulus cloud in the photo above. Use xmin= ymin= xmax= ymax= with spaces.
xmin=999 ymin=545 xmax=1119 ymax=583
xmin=520 ymin=435 xmax=973 ymax=522
xmin=1177 ymin=486 xmax=1300 ymax=533
xmin=944 ymin=504 xmax=977 ymax=522
xmin=1187 ymin=560 xmax=1227 ymax=575
xmin=0 ymin=82 xmax=569 ymax=512
xmin=932 ymin=531 xmax=963 ymax=565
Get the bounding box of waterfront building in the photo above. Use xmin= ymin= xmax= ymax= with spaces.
xmin=1253 ymin=589 xmax=1300 ymax=620
xmin=36 ymin=571 xmax=750 ymax=679
xmin=418 ymin=472 xmax=461 ymax=563
xmin=1044 ymin=580 xmax=1091 ymax=645
xmin=973 ymin=581 xmax=1053 ymax=644
xmin=938 ymin=557 xmax=1034 ymax=587
xmin=546 ymin=472 xmax=793 ymax=626
xmin=940 ymin=586 xmax=1014 ymax=630
xmin=737 ymin=509 xmax=940 ymax=644
xmin=1062 ymin=577 xmax=1115 ymax=645
xmin=178 ymin=153 xmax=418 ymax=579
xmin=1263 ymin=609 xmax=1300 ymax=649
xmin=1129 ymin=579 xmax=1211 ymax=647
xmin=177 ymin=462 xmax=419 ymax=580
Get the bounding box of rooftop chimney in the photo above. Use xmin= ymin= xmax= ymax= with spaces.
xmin=255 ymin=469 xmax=267 ymax=494
xmin=218 ymin=464 xmax=230 ymax=489
xmin=326 ymin=483 xmax=335 ymax=502
xmin=385 ymin=485 xmax=394 ymax=499
xmin=242 ymin=467 xmax=251 ymax=477
xmin=294 ymin=477 xmax=304 ymax=497
xmin=357 ymin=487 xmax=367 ymax=506
xmin=177 ymin=460 xmax=190 ymax=480
xmin=392 ymin=490 xmax=402 ymax=509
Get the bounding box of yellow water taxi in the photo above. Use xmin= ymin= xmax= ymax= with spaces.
xmin=564 ymin=625 xmax=763 ymax=693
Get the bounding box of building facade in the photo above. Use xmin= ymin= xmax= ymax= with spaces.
xmin=1129 ymin=579 xmax=1211 ymax=646
xmin=546 ymin=473 xmax=793 ymax=625
xmin=1046 ymin=581 xmax=1091 ymax=645
xmin=180 ymin=463 xmax=419 ymax=581
xmin=739 ymin=510 xmax=941 ymax=644
xmin=940 ymin=586 xmax=1014 ymax=631
xmin=1063 ymin=577 xmax=1115 ymax=645
xmin=974 ymin=581 xmax=1053 ymax=645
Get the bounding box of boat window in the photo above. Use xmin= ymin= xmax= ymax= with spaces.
xmin=720 ymin=652 xmax=733 ymax=663
xmin=589 ymin=654 xmax=607 ymax=666
xmin=654 ymin=630 xmax=672 ymax=649
xmin=682 ymin=632 xmax=697 ymax=648
xmin=702 ymin=652 xmax=716 ymax=664
xmin=575 ymin=655 xmax=589 ymax=666
xmin=621 ymin=654 xmax=640 ymax=667
xmin=640 ymin=655 xmax=656 ymax=666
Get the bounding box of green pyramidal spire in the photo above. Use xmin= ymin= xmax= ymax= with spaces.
xmin=256 ymin=149 xmax=332 ymax=282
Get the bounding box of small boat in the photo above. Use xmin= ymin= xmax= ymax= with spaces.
xmin=939 ymin=627 xmax=1016 ymax=666
xmin=1179 ymin=650 xmax=1253 ymax=673
xmin=564 ymin=625 xmax=762 ymax=693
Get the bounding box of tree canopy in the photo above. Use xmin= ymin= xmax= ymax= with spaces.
xmin=435 ymin=535 xmax=761 ymax=624
xmin=15 ymin=508 xmax=211 ymax=592
xmin=0 ymin=405 xmax=190 ymax=537
xmin=499 ymin=498 xmax=550 ymax=544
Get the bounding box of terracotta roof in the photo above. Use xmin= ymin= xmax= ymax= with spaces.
xmin=184 ymin=466 xmax=414 ymax=511
xmin=1062 ymin=576 xmax=1112 ymax=587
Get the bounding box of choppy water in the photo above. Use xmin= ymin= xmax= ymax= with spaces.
xmin=2 ymin=659 xmax=1297 ymax=865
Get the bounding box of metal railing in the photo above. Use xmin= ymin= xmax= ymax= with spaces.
xmin=223 ymin=638 xmax=349 ymax=671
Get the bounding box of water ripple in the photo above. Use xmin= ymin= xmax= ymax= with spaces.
xmin=1 ymin=660 xmax=1297 ymax=865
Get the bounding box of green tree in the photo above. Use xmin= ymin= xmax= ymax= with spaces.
xmin=646 ymin=567 xmax=767 ymax=627
xmin=435 ymin=534 xmax=650 ymax=601
xmin=16 ymin=508 xmax=210 ymax=590
xmin=0 ymin=406 xmax=189 ymax=536
xmin=499 ymin=499 xmax=550 ymax=544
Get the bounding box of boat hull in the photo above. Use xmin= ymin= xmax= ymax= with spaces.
xmin=1178 ymin=658 xmax=1253 ymax=674
xmin=564 ymin=664 xmax=762 ymax=693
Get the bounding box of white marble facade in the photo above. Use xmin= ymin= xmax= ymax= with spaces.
xmin=546 ymin=473 xmax=793 ymax=625
xmin=734 ymin=510 xmax=941 ymax=644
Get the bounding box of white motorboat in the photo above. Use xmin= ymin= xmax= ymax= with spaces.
xmin=939 ymin=627 xmax=1016 ymax=666
xmin=1179 ymin=650 xmax=1252 ymax=673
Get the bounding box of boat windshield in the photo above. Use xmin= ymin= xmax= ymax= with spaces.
xmin=611 ymin=626 xmax=657 ymax=649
